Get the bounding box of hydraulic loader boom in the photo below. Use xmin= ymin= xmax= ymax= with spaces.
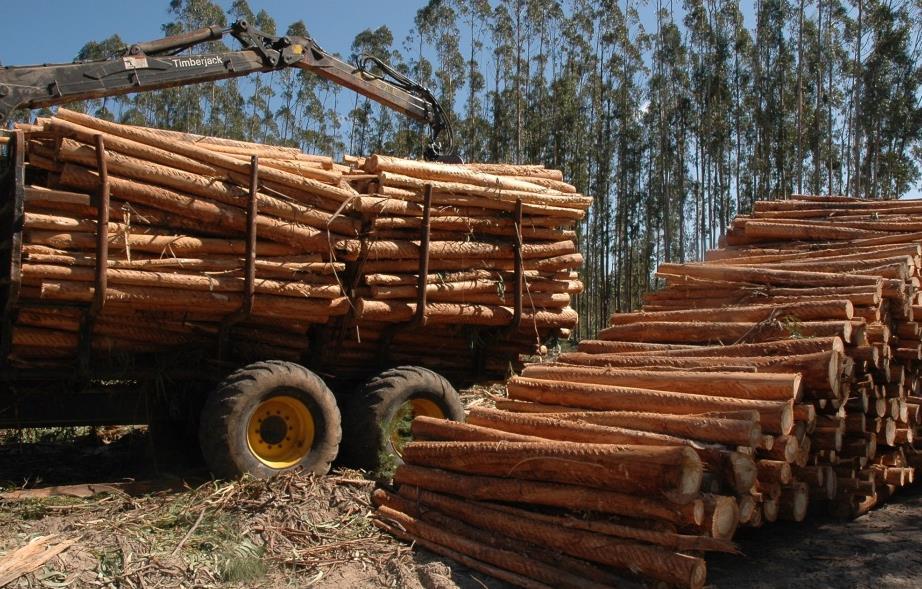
xmin=0 ymin=19 xmax=456 ymax=160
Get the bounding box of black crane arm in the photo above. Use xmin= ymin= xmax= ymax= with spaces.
xmin=0 ymin=20 xmax=456 ymax=160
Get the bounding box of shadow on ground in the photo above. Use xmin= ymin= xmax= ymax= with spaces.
xmin=0 ymin=427 xmax=204 ymax=492
xmin=708 ymin=484 xmax=922 ymax=589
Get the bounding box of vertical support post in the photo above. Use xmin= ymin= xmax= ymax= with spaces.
xmin=412 ymin=184 xmax=433 ymax=327
xmin=378 ymin=184 xmax=433 ymax=364
xmin=91 ymin=134 xmax=110 ymax=315
xmin=218 ymin=155 xmax=258 ymax=360
xmin=511 ymin=198 xmax=524 ymax=329
xmin=79 ymin=134 xmax=110 ymax=374
xmin=242 ymin=155 xmax=258 ymax=316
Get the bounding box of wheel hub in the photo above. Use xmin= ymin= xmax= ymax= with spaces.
xmin=258 ymin=415 xmax=288 ymax=445
xmin=246 ymin=395 xmax=315 ymax=469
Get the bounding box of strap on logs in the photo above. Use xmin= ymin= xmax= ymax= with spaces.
xmin=78 ymin=134 xmax=110 ymax=373
xmin=218 ymin=155 xmax=259 ymax=360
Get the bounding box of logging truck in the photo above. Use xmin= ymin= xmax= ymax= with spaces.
xmin=0 ymin=20 xmax=475 ymax=478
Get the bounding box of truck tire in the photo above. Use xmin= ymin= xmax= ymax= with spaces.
xmin=345 ymin=366 xmax=463 ymax=475
xmin=199 ymin=361 xmax=341 ymax=479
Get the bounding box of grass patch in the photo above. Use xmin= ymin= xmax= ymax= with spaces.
xmin=0 ymin=427 xmax=94 ymax=444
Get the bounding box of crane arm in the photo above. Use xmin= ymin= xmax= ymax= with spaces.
xmin=0 ymin=20 xmax=455 ymax=160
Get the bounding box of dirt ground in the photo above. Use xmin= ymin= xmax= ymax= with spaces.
xmin=708 ymin=486 xmax=922 ymax=589
xmin=2 ymin=408 xmax=922 ymax=588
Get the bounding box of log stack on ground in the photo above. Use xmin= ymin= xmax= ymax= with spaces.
xmin=8 ymin=111 xmax=584 ymax=381
xmin=373 ymin=195 xmax=922 ymax=588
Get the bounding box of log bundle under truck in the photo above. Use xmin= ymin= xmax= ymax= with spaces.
xmin=0 ymin=20 xmax=585 ymax=476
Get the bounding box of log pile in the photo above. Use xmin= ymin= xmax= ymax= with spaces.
xmin=332 ymin=156 xmax=587 ymax=380
xmin=6 ymin=110 xmax=584 ymax=381
xmin=373 ymin=195 xmax=922 ymax=588
xmin=16 ymin=109 xmax=354 ymax=364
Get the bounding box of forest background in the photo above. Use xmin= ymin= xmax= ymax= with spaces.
xmin=16 ymin=0 xmax=921 ymax=339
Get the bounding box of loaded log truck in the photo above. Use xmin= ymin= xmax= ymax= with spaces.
xmin=0 ymin=20 xmax=475 ymax=478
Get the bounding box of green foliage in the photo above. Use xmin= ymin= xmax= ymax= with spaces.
xmin=376 ymin=402 xmax=413 ymax=480
xmin=217 ymin=537 xmax=266 ymax=583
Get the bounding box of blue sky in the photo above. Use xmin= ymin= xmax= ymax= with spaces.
xmin=2 ymin=1 xmax=916 ymax=198
xmin=1 ymin=1 xmax=753 ymax=67
xmin=1 ymin=1 xmax=420 ymax=66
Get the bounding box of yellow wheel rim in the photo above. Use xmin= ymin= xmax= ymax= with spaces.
xmin=389 ymin=397 xmax=446 ymax=457
xmin=246 ymin=395 xmax=314 ymax=469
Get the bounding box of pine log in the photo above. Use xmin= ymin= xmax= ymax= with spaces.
xmin=778 ymin=482 xmax=810 ymax=521
xmin=410 ymin=417 xmax=540 ymax=443
xmin=582 ymin=336 xmax=845 ymax=358
xmin=699 ymin=494 xmax=740 ymax=540
xmin=462 ymin=163 xmax=564 ymax=181
xmin=54 ymin=108 xmax=357 ymax=204
xmin=372 ymin=513 xmax=557 ymax=589
xmin=758 ymin=435 xmax=799 ymax=463
xmin=401 ymin=440 xmax=703 ymax=496
xmin=360 ymin=252 xmax=583 ymax=273
xmin=387 ymin=473 xmax=728 ymax=557
xmin=374 ymin=492 xmax=629 ymax=588
xmin=370 ymin=278 xmax=581 ymax=299
xmin=757 ymin=460 xmax=793 ymax=485
xmin=575 ymin=340 xmax=698 ymax=354
xmin=555 ymin=351 xmax=840 ymax=397
xmin=37 ymin=137 xmax=323 ymax=231
xmin=657 ymin=263 xmax=882 ymax=288
xmin=465 ymin=407 xmax=697 ymax=447
xmin=22 ymin=264 xmax=342 ymax=299
xmin=393 ymin=486 xmax=707 ymax=589
xmin=609 ymin=300 xmax=854 ymax=326
xmin=57 ymin=163 xmax=356 ymax=246
xmin=366 ymin=155 xmax=576 ymax=197
xmin=451 ymin=416 xmax=755 ymax=495
xmin=356 ymin=299 xmax=578 ymax=328
xmin=741 ymin=220 xmax=885 ymax=241
xmin=25 ymin=229 xmax=299 ymax=257
xmin=596 ymin=320 xmax=853 ymax=345
xmin=507 ymin=377 xmax=794 ymax=434
xmin=493 ymin=399 xmax=594 ymax=414
xmin=541 ymin=410 xmax=762 ymax=447
xmin=645 ymin=284 xmax=882 ymax=305
xmin=520 ymin=365 xmax=803 ymax=402
xmin=708 ymin=243 xmax=921 ymax=266
xmin=393 ymin=464 xmax=704 ymax=525
xmin=38 ymin=280 xmax=348 ymax=320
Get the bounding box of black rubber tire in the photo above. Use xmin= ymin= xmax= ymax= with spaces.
xmin=198 ymin=360 xmax=341 ymax=479
xmin=343 ymin=366 xmax=463 ymax=473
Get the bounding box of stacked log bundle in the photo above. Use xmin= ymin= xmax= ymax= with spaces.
xmin=14 ymin=109 xmax=354 ymax=364
xmin=6 ymin=110 xmax=584 ymax=381
xmin=332 ymin=156 xmax=587 ymax=381
xmin=373 ymin=195 xmax=922 ymax=587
